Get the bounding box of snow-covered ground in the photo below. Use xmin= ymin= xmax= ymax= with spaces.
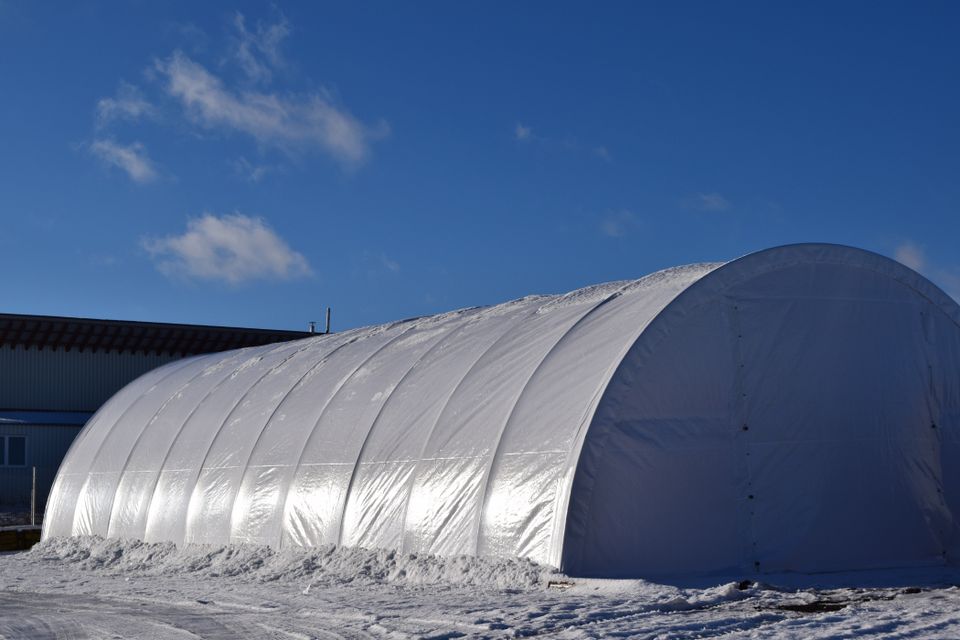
xmin=2 ymin=538 xmax=960 ymax=639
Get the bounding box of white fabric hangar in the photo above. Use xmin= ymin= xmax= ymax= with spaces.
xmin=43 ymin=244 xmax=960 ymax=578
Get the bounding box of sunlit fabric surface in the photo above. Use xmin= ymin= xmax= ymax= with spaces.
xmin=44 ymin=244 xmax=960 ymax=578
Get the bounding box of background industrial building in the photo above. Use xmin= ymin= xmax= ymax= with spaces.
xmin=0 ymin=313 xmax=311 ymax=511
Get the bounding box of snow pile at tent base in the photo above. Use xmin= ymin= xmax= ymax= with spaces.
xmin=30 ymin=535 xmax=552 ymax=589
xmin=4 ymin=537 xmax=960 ymax=639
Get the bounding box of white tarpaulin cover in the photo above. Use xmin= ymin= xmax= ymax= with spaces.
xmin=43 ymin=244 xmax=960 ymax=578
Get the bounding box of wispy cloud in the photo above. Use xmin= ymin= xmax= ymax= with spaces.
xmin=357 ymin=250 xmax=402 ymax=279
xmin=684 ymin=192 xmax=732 ymax=212
xmin=143 ymin=213 xmax=311 ymax=284
xmin=90 ymin=139 xmax=159 ymax=183
xmin=599 ymin=210 xmax=638 ymax=238
xmin=592 ymin=146 xmax=612 ymax=162
xmin=893 ymin=240 xmax=960 ymax=301
xmin=380 ymin=253 xmax=400 ymax=272
xmin=232 ymin=156 xmax=275 ymax=182
xmin=512 ymin=122 xmax=610 ymax=162
xmin=230 ymin=12 xmax=289 ymax=84
xmin=96 ymin=82 xmax=156 ymax=127
xmin=87 ymin=12 xmax=386 ymax=180
xmin=894 ymin=241 xmax=925 ymax=272
xmin=155 ymin=50 xmax=388 ymax=166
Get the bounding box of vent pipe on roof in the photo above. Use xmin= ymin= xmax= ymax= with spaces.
xmin=307 ymin=308 xmax=332 ymax=334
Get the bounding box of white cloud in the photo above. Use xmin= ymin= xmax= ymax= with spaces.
xmin=155 ymin=51 xmax=387 ymax=166
xmin=686 ymin=192 xmax=731 ymax=212
xmin=143 ymin=213 xmax=312 ymax=284
xmin=231 ymin=12 xmax=290 ymax=84
xmin=894 ymin=241 xmax=925 ymax=272
xmin=893 ymin=240 xmax=960 ymax=302
xmin=357 ymin=250 xmax=402 ymax=279
xmin=90 ymin=139 xmax=158 ymax=183
xmin=232 ymin=156 xmax=274 ymax=182
xmin=380 ymin=253 xmax=400 ymax=272
xmin=514 ymin=123 xmax=612 ymax=162
xmin=599 ymin=210 xmax=638 ymax=238
xmin=96 ymin=82 xmax=156 ymax=127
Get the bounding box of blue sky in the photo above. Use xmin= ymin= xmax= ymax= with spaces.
xmin=1 ymin=1 xmax=958 ymax=331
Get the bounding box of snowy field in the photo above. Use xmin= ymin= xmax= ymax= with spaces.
xmin=2 ymin=538 xmax=960 ymax=639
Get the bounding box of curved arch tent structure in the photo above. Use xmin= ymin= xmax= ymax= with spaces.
xmin=44 ymin=244 xmax=960 ymax=578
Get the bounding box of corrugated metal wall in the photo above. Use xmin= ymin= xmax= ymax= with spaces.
xmin=0 ymin=345 xmax=182 ymax=411
xmin=0 ymin=423 xmax=81 ymax=506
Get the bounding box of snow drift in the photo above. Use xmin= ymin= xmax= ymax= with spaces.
xmin=30 ymin=535 xmax=552 ymax=589
xmin=43 ymin=243 xmax=960 ymax=578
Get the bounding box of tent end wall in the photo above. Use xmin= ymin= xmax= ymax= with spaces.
xmin=561 ymin=244 xmax=960 ymax=578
